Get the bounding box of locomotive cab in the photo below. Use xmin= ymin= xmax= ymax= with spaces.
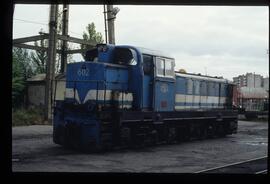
xmin=83 ymin=44 xmax=176 ymax=112
xmin=141 ymin=52 xmax=176 ymax=111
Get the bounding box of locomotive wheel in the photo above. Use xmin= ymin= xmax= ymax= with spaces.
xmin=120 ymin=127 xmax=131 ymax=147
xmin=176 ymin=127 xmax=183 ymax=142
xmin=189 ymin=123 xmax=199 ymax=140
xmin=142 ymin=128 xmax=157 ymax=146
xmin=150 ymin=129 xmax=159 ymax=145
xmin=167 ymin=127 xmax=177 ymax=144
xmin=198 ymin=126 xmax=208 ymax=140
xmin=216 ymin=123 xmax=226 ymax=137
xmin=130 ymin=126 xmax=146 ymax=148
xmin=184 ymin=127 xmax=190 ymax=142
xmin=100 ymin=121 xmax=114 ymax=150
xmin=207 ymin=124 xmax=216 ymax=138
xmin=194 ymin=125 xmax=202 ymax=140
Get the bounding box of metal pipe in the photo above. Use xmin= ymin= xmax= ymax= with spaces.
xmin=106 ymin=5 xmax=115 ymax=44
xmin=103 ymin=4 xmax=108 ymax=44
xmin=60 ymin=4 xmax=69 ymax=73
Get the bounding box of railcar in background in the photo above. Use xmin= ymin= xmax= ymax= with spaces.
xmin=233 ymin=87 xmax=268 ymax=119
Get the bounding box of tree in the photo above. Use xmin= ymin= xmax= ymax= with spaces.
xmin=13 ymin=47 xmax=34 ymax=80
xmin=81 ymin=23 xmax=104 ymax=60
xmin=12 ymin=48 xmax=33 ymax=108
xmin=12 ymin=55 xmax=24 ymax=108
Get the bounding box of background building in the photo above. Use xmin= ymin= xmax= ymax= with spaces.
xmin=233 ymin=72 xmax=269 ymax=112
xmin=262 ymin=77 xmax=269 ymax=91
xmin=233 ymin=74 xmax=246 ymax=87
xmin=26 ymin=73 xmax=66 ymax=108
xmin=246 ymin=73 xmax=262 ymax=88
xmin=233 ymin=73 xmax=268 ymax=89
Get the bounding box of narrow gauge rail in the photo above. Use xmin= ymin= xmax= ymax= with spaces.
xmin=195 ymin=156 xmax=268 ymax=174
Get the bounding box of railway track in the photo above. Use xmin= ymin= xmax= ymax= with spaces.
xmin=195 ymin=156 xmax=268 ymax=174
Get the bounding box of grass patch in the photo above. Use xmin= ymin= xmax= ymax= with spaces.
xmin=12 ymin=107 xmax=49 ymax=126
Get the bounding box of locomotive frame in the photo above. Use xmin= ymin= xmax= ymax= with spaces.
xmin=54 ymin=100 xmax=238 ymax=151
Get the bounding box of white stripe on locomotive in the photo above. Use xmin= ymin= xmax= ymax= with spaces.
xmin=175 ymin=94 xmax=227 ymax=108
xmin=65 ymin=88 xmax=133 ymax=109
xmin=83 ymin=90 xmax=112 ymax=103
xmin=65 ymin=88 xmax=81 ymax=104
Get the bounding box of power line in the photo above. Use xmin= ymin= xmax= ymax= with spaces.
xmin=69 ymin=31 xmax=82 ymax=36
xmin=14 ymin=18 xmax=82 ymax=37
xmin=14 ymin=18 xmax=48 ymax=26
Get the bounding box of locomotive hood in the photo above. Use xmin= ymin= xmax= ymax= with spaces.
xmin=65 ymin=61 xmax=132 ymax=109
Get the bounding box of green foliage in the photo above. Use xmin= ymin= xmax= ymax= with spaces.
xmin=12 ymin=107 xmax=46 ymax=126
xmin=12 ymin=48 xmax=34 ymax=108
xmin=12 ymin=61 xmax=24 ymax=107
xmin=30 ymin=39 xmax=48 ymax=74
xmin=12 ymin=48 xmax=46 ymax=122
xmin=13 ymin=47 xmax=34 ymax=80
xmin=83 ymin=23 xmax=104 ymax=43
xmin=12 ymin=77 xmax=24 ymax=101
xmin=81 ymin=22 xmax=104 ymax=60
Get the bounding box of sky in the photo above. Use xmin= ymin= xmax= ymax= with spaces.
xmin=13 ymin=5 xmax=269 ymax=80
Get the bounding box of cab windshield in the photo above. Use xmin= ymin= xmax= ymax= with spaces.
xmin=114 ymin=48 xmax=137 ymax=65
xmin=85 ymin=48 xmax=98 ymax=62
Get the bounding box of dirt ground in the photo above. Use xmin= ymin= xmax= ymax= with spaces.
xmin=12 ymin=120 xmax=268 ymax=172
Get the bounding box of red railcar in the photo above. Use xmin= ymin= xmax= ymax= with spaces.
xmin=233 ymin=86 xmax=269 ymax=119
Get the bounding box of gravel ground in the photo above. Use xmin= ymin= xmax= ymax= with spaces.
xmin=12 ymin=120 xmax=268 ymax=172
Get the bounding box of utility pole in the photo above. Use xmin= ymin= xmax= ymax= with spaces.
xmin=106 ymin=5 xmax=115 ymax=44
xmin=106 ymin=5 xmax=118 ymax=44
xmin=103 ymin=5 xmax=108 ymax=44
xmin=60 ymin=4 xmax=69 ymax=73
xmin=45 ymin=4 xmax=58 ymax=123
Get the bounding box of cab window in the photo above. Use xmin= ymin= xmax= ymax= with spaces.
xmin=156 ymin=57 xmax=165 ymax=76
xmin=143 ymin=54 xmax=153 ymax=74
xmin=85 ymin=48 xmax=98 ymax=61
xmin=165 ymin=59 xmax=175 ymax=77
xmin=156 ymin=57 xmax=175 ymax=78
xmin=114 ymin=48 xmax=137 ymax=65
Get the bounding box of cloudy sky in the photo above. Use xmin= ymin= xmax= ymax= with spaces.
xmin=13 ymin=5 xmax=269 ymax=80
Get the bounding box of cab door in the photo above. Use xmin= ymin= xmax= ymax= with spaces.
xmin=142 ymin=54 xmax=154 ymax=110
xmin=153 ymin=57 xmax=175 ymax=112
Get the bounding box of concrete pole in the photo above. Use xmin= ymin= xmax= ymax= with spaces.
xmin=103 ymin=5 xmax=108 ymax=44
xmin=60 ymin=4 xmax=69 ymax=73
xmin=45 ymin=4 xmax=58 ymax=123
xmin=106 ymin=5 xmax=115 ymax=44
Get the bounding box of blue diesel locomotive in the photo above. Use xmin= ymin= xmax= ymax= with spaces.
xmin=53 ymin=44 xmax=238 ymax=151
